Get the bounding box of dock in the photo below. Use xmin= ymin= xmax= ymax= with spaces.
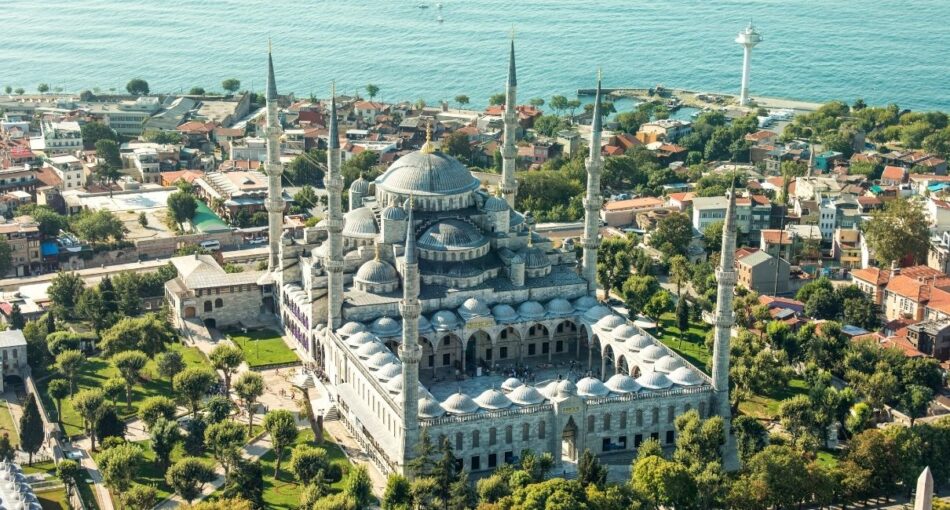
xmin=577 ymin=86 xmax=823 ymax=114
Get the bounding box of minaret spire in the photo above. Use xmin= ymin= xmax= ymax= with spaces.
xmin=500 ymin=32 xmax=519 ymax=207
xmin=264 ymin=43 xmax=284 ymax=272
xmin=580 ymin=70 xmax=604 ymax=293
xmin=324 ymin=82 xmax=344 ymax=329
xmin=712 ymin=176 xmax=740 ymax=471
xmin=398 ymin=197 xmax=421 ymax=472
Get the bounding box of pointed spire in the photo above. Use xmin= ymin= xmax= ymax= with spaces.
xmin=724 ymin=174 xmax=737 ymax=233
xmin=405 ymin=196 xmax=417 ymax=264
xmin=266 ymin=40 xmax=278 ymax=101
xmin=507 ymin=30 xmax=517 ymax=88
xmin=420 ymin=122 xmax=436 ymax=154
xmin=592 ymin=69 xmax=603 ymax=134
xmin=328 ymin=82 xmax=339 ymax=150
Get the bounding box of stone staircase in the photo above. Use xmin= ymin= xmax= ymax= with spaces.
xmin=324 ymin=404 xmax=341 ymax=421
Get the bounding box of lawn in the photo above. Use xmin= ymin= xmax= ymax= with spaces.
xmin=738 ymin=377 xmax=810 ymax=420
xmin=0 ymin=400 xmax=20 ymax=447
xmin=656 ymin=312 xmax=712 ymax=373
xmin=815 ymin=450 xmax=840 ymax=469
xmin=229 ymin=329 xmax=299 ymax=368
xmin=256 ymin=429 xmax=352 ymax=509
xmin=24 ymin=460 xmax=98 ymax=510
xmin=35 ymin=488 xmax=69 ymax=510
xmin=38 ymin=342 xmax=206 ymax=437
xmin=132 ymin=439 xmax=216 ymax=502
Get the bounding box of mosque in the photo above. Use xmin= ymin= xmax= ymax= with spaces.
xmin=257 ymin=42 xmax=738 ymax=475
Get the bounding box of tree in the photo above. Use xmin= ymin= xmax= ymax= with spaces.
xmin=71 ymin=210 xmax=124 ymax=242
xmin=206 ymin=420 xmax=245 ymax=476
xmin=143 ymin=129 xmax=182 ymax=144
xmin=289 ymin=443 xmax=329 ymax=485
xmin=842 ymin=295 xmax=879 ymax=330
xmin=728 ymin=445 xmax=809 ymax=510
xmin=285 ymin=151 xmax=325 ymax=187
xmin=138 ymin=395 xmax=177 ymax=428
xmin=125 ymin=485 xmax=157 ymax=510
xmin=184 ymin=416 xmax=208 ymax=457
xmin=488 ymin=93 xmax=506 ymax=106
xmin=126 ymin=78 xmax=149 ymax=95
xmin=79 ymin=121 xmax=117 ymax=150
xmin=450 ymin=95 xmax=469 ymax=112
xmin=900 ymin=384 xmax=933 ymax=425
xmin=103 ymin=377 xmax=125 ymax=407
xmin=675 ymin=297 xmax=690 ymax=343
xmin=292 ymin=185 xmax=318 ymax=214
xmin=442 ymin=130 xmax=472 ymax=161
xmin=643 ymin=290 xmax=674 ymax=320
xmin=48 ymin=378 xmax=70 ymax=420
xmin=37 ymin=83 xmax=50 ymax=94
xmin=649 ymin=212 xmax=693 ymax=258
xmin=55 ymin=349 xmax=85 ymax=395
xmin=18 ymin=393 xmax=43 ymax=465
xmin=99 ymin=314 xmax=176 ymax=357
xmin=48 ymin=271 xmax=84 ymax=318
xmin=96 ymin=442 xmax=142 ymax=508
xmin=365 ymin=83 xmax=379 ymax=100
xmin=234 ymin=371 xmax=264 ymax=437
xmin=732 ymin=415 xmax=768 ymax=465
xmin=156 ymin=350 xmax=185 ymax=380
xmin=221 ymin=457 xmax=264 ymax=508
xmin=732 ymin=332 xmax=792 ymax=407
xmin=149 ymin=417 xmax=181 ymax=472
xmin=205 ymin=395 xmax=232 ymax=424
xmin=168 ymin=190 xmax=198 ymax=229
xmin=577 ymin=449 xmax=607 ymax=488
xmin=533 ymin=115 xmax=567 ymax=137
xmin=94 ymin=138 xmax=122 ymax=168
xmin=631 ymin=454 xmax=696 ymax=510
xmin=263 ymin=409 xmax=298 ymax=479
xmin=0 ymin=434 xmax=12 ymax=461
xmin=174 ymin=367 xmax=218 ymax=418
xmin=93 ymin=163 xmax=122 ymax=196
xmin=668 ymin=255 xmax=691 ymax=297
xmin=841 ymin=429 xmax=902 ymax=502
xmin=621 ymin=274 xmax=660 ymax=314
xmin=166 ymin=457 xmax=216 ymax=504
xmin=111 ymin=350 xmax=148 ymax=410
xmin=222 ymin=78 xmax=241 ymax=93
xmin=862 ymin=198 xmax=931 ymax=266
xmin=95 ymin=404 xmax=125 ymax=443
xmin=209 ymin=344 xmax=244 ymax=396
xmin=448 ymin=470 xmax=475 ymax=510
xmin=56 ymin=459 xmax=83 ymax=496
xmin=596 ymin=236 xmax=634 ymax=299
xmin=549 ymin=95 xmax=568 ymax=116
xmin=189 ymin=86 xmax=206 ymax=96
xmin=383 ymin=473 xmax=411 ymax=509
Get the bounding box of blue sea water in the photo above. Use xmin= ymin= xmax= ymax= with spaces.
xmin=2 ymin=0 xmax=949 ymax=111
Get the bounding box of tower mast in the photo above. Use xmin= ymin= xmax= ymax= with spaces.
xmin=500 ymin=32 xmax=519 ymax=207
xmin=736 ymin=22 xmax=763 ymax=107
xmin=581 ymin=70 xmax=604 ymax=294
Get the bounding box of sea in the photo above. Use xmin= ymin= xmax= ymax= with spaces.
xmin=3 ymin=0 xmax=949 ymax=111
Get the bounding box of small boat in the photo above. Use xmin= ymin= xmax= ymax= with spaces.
xmin=417 ymin=4 xmax=429 ymax=8
xmin=437 ymin=15 xmax=444 ymax=22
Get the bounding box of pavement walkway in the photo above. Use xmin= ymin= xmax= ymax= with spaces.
xmin=322 ymin=420 xmax=388 ymax=496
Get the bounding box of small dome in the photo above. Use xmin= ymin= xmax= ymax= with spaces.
xmin=381 ymin=204 xmax=407 ymax=221
xmin=629 ymin=334 xmax=653 ymax=350
xmin=385 ymin=373 xmax=404 ymax=393
xmin=475 ymin=389 xmax=513 ymax=410
xmin=370 ymin=316 xmax=401 ymax=337
xmin=338 ymin=321 xmax=366 ymax=337
xmin=492 ymin=304 xmax=519 ymax=323
xmin=367 ymin=351 xmax=398 ymax=370
xmin=417 ymin=315 xmax=433 ymax=332
xmin=576 ymin=377 xmax=610 ymax=397
xmin=519 ymin=246 xmax=549 ymax=269
xmin=539 ymin=381 xmax=560 ymax=399
xmin=555 ymin=379 xmax=577 ymax=397
xmin=483 ymin=195 xmax=509 ymax=212
xmin=508 ymin=385 xmax=546 ymax=405
xmin=418 ymin=395 xmax=446 ymax=418
xmin=613 ymin=324 xmax=638 ymax=340
xmin=377 ymin=362 xmax=402 ymax=382
xmin=343 ymin=207 xmax=378 ymax=238
xmin=517 ymin=301 xmax=545 ymax=319
xmin=584 ymin=305 xmax=612 ymax=322
xmin=605 ymin=374 xmax=641 ymax=393
xmin=546 ymin=298 xmax=574 ymax=316
xmin=636 ymin=371 xmax=673 ymax=390
xmin=441 ymin=392 xmax=480 ymax=415
xmin=431 ymin=310 xmax=459 ymax=330
xmin=669 ymin=366 xmax=704 ymax=386
xmin=350 ymin=176 xmax=371 ymax=194
xmin=654 ymin=355 xmax=684 ymax=374
xmin=357 ymin=341 xmax=387 ymax=359
xmin=573 ymin=295 xmax=599 ymax=311
xmin=596 ymin=314 xmax=627 ymax=331
xmin=501 ymin=377 xmax=523 ymax=392
xmin=346 ymin=331 xmax=377 ymax=349
xmin=458 ymin=297 xmax=490 ymax=318
xmin=355 ymin=258 xmax=398 ymax=285
xmin=418 ymin=220 xmax=487 ymax=251
xmin=639 ymin=344 xmax=666 ymax=362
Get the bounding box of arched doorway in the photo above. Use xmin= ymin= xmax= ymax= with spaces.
xmin=554 ymin=320 xmax=578 ymax=357
xmin=494 ymin=327 xmax=521 ymax=365
xmin=617 ymin=354 xmax=629 ymax=376
xmin=183 ymin=306 xmax=196 ymax=318
xmin=561 ymin=416 xmax=579 ymax=463
xmin=438 ymin=334 xmax=463 ymax=375
xmin=588 ymin=335 xmax=602 ymax=374
xmin=419 ymin=338 xmax=437 ymax=378
xmin=602 ymin=344 xmax=615 ymax=378
xmin=204 ymin=318 xmax=217 ymax=330
xmin=465 ymin=331 xmax=491 ymax=374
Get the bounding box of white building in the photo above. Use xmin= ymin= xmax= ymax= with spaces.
xmin=230 ymin=137 xmax=267 ymax=161
xmin=0 ymin=330 xmax=28 ymax=392
xmin=47 ymin=154 xmax=84 ymax=190
xmin=30 ymin=121 xmax=82 ymax=155
xmin=85 ymin=96 xmax=161 ymax=137
xmin=131 ymin=148 xmax=161 ymax=184
xmin=691 ymin=196 xmax=729 ymax=232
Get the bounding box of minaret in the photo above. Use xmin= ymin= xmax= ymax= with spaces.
xmin=735 ymin=22 xmax=763 ymax=107
xmin=398 ymin=199 xmax=422 ymax=471
xmin=580 ymin=71 xmax=604 ymax=294
xmin=711 ymin=179 xmax=740 ymax=471
xmin=264 ymin=44 xmax=284 ymax=271
xmin=324 ymin=84 xmax=344 ymax=329
xmin=500 ymin=34 xmax=519 ymax=207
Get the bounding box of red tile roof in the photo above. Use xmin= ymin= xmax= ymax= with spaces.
xmin=604 ymin=196 xmax=665 ymax=212
xmin=881 ymin=165 xmax=907 ymax=182
xmin=667 ymin=192 xmax=695 ymax=203
xmin=761 ymin=229 xmax=793 ymax=245
xmin=177 ymin=121 xmax=215 ymax=134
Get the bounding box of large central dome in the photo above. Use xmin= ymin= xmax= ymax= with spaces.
xmin=375 ymin=150 xmax=480 ymax=196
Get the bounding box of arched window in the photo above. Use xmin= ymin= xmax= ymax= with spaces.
xmin=603 ymin=413 xmax=611 ymax=431
xmin=204 ymin=301 xmax=212 ymax=312
xmin=587 ymin=415 xmax=595 ymax=432
xmin=652 ymin=407 xmax=660 ymax=425
xmin=214 ymin=298 xmax=223 ymax=308
xmin=472 ymin=430 xmax=480 ymax=448
xmin=620 ymin=411 xmax=627 ymax=429
xmin=505 ymin=425 xmax=513 ymax=444
xmin=667 ymin=405 xmax=675 ymax=424
xmin=538 ymin=421 xmax=546 ymax=439
xmin=636 ymin=410 xmax=643 ymax=427
xmin=489 ymin=427 xmax=497 ymax=446
xmin=455 ymin=432 xmax=463 ymax=451
xmin=521 ymin=423 xmax=530 ymax=441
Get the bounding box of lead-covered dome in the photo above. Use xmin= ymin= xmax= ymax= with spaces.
xmin=576 ymin=377 xmax=610 ymax=397
xmin=458 ymin=297 xmax=490 ymax=319
xmin=441 ymin=392 xmax=480 ymax=415
xmin=509 ymin=385 xmax=546 ymax=405
xmin=596 ymin=314 xmax=626 ymax=331
xmin=546 ymin=298 xmax=574 ymax=316
xmin=518 ymin=301 xmax=545 ymax=319
xmin=639 ymin=344 xmax=666 ymax=362
xmin=377 ymin=362 xmax=402 ymax=381
xmin=492 ymin=304 xmax=519 ymax=323
xmin=501 ymin=377 xmax=523 ymax=392
xmin=381 ymin=204 xmax=407 ymax=221
xmin=654 ymin=355 xmax=684 ymax=374
xmin=355 ymin=258 xmax=398 ymax=286
xmin=483 ymin=195 xmax=509 ymax=212
xmin=475 ymin=389 xmax=513 ymax=410
xmin=367 ymin=351 xmax=398 ymax=370
xmin=584 ymin=305 xmax=612 ymax=322
xmin=555 ymin=379 xmax=577 ymax=397
xmin=350 ymin=176 xmax=371 ymax=194
xmin=370 ymin=316 xmax=401 ymax=337
xmin=636 ymin=371 xmax=673 ymax=390
xmin=431 ymin=310 xmax=459 ymax=330
xmin=418 ymin=220 xmax=487 ymax=252
xmin=519 ymin=245 xmax=549 ymax=269
xmin=418 ymin=395 xmax=445 ymax=418
xmin=342 ymin=207 xmax=378 ymax=238
xmin=338 ymin=321 xmax=366 ymax=337
xmin=573 ymin=295 xmax=599 ymax=311
xmin=346 ymin=331 xmax=376 ymax=349
xmin=605 ymin=374 xmax=641 ymax=393
xmin=613 ymin=324 xmax=638 ymax=340
xmin=376 ymin=151 xmax=480 ymax=196
xmin=357 ymin=341 xmax=387 ymax=359
xmin=629 ymin=334 xmax=653 ymax=350
xmin=669 ymin=366 xmax=704 ymax=386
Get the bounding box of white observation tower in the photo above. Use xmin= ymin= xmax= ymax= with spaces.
xmin=735 ymin=22 xmax=763 ymax=106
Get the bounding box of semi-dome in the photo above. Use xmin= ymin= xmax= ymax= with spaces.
xmin=605 ymin=374 xmax=641 ymax=393
xmin=555 ymin=379 xmax=577 ymax=397
xmin=483 ymin=195 xmax=509 ymax=212
xmin=381 ymin=204 xmax=408 ymax=220
xmin=584 ymin=305 xmax=612 ymax=322
xmin=377 ymin=362 xmax=402 ymax=381
xmin=441 ymin=392 xmax=480 ymax=415
xmin=342 ymin=207 xmax=378 ymax=238
xmin=418 ymin=220 xmax=487 ymax=251
xmin=375 ymin=150 xmax=481 ymax=196
xmin=431 ymin=310 xmax=459 ymax=330
xmin=576 ymin=377 xmax=610 ymax=397
xmin=669 ymin=366 xmax=704 ymax=386
xmin=613 ymin=324 xmax=638 ymax=340
xmin=654 ymin=355 xmax=684 ymax=374
xmin=338 ymin=321 xmax=366 ymax=337
xmin=492 ymin=304 xmax=519 ymax=322
xmin=357 ymin=341 xmax=387 ymax=359
xmin=517 ymin=301 xmax=545 ymax=319
xmin=370 ymin=316 xmax=401 ymax=337
xmin=355 ymin=258 xmax=398 ymax=285
xmin=418 ymin=395 xmax=446 ymax=418
xmin=501 ymin=377 xmax=523 ymax=392
xmin=346 ymin=331 xmax=377 ymax=349
xmin=509 ymin=385 xmax=546 ymax=405
xmin=639 ymin=344 xmax=666 ymax=362
xmin=636 ymin=371 xmax=673 ymax=390
xmin=475 ymin=389 xmax=513 ymax=410
xmin=573 ymin=295 xmax=599 ymax=311
xmin=546 ymin=298 xmax=574 ymax=316
xmin=596 ymin=314 xmax=627 ymax=331
xmin=458 ymin=297 xmax=490 ymax=318
xmin=628 ymin=334 xmax=653 ymax=350
xmin=350 ymin=176 xmax=371 ymax=194
xmin=367 ymin=351 xmax=398 ymax=370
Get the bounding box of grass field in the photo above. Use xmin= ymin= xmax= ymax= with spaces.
xmin=229 ymin=329 xmax=299 ymax=367
xmin=0 ymin=400 xmax=19 ymax=447
xmin=738 ymin=377 xmax=810 ymax=420
xmin=38 ymin=342 xmax=206 ymax=437
xmin=132 ymin=439 xmax=217 ymax=502
xmin=657 ymin=312 xmax=712 ymax=373
xmin=257 ymin=429 xmax=351 ymax=509
xmin=24 ymin=460 xmax=98 ymax=510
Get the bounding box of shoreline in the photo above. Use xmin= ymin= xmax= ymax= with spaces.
xmin=578 ymin=86 xmax=823 ymax=114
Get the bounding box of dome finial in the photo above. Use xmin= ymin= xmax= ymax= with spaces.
xmin=420 ymin=122 xmax=436 ymax=154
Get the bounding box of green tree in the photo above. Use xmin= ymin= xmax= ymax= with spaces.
xmin=206 ymin=420 xmax=245 ymax=476
xmin=732 ymin=415 xmax=768 ymax=465
xmin=111 ymin=350 xmax=148 ymax=409
xmin=125 ymin=485 xmax=158 ymax=510
xmin=289 ymin=444 xmax=329 ymax=485
xmin=96 ymin=442 xmax=142 ymax=508
xmin=204 ymin=395 xmax=232 ymax=424
xmin=597 ymin=236 xmax=634 ymax=299
xmin=649 ymin=212 xmax=693 ymax=258
xmin=77 ymin=288 xmax=113 ymax=333
xmin=343 ymin=465 xmax=374 ymax=509
xmin=365 ymin=83 xmax=379 ymax=100
xmin=840 ymin=429 xmax=902 ymax=502
xmin=103 ymin=377 xmax=125 ymax=407
xmin=533 ymin=115 xmax=567 ymax=137
xmin=442 ymin=130 xmax=471 ymax=161
xmin=643 ymin=290 xmax=674 ymax=320
xmin=73 ymin=388 xmax=106 ymax=450
xmin=549 ymin=95 xmax=568 ymax=116
xmin=80 ymin=121 xmax=117 ymax=149
xmin=222 ymin=78 xmax=241 ymax=93
xmin=221 ymin=458 xmax=264 ymax=508
xmin=56 ymin=459 xmax=83 ymax=496
xmin=95 ymin=404 xmax=125 ymax=443
xmin=143 ymin=129 xmax=182 ymax=144
xmin=900 ymin=384 xmax=934 ymax=425
xmin=189 ymin=86 xmax=206 ymax=96
xmin=95 ymin=139 xmax=122 ymax=168
xmin=488 ymin=93 xmax=506 ymax=106
xmin=209 ymin=344 xmax=244 ymax=395
xmin=0 ymin=434 xmax=12 ymax=461
xmin=48 ymin=271 xmax=84 ymax=318
xmin=621 ymin=274 xmax=660 ymax=314
xmin=93 ymin=163 xmax=122 ymax=196
xmin=18 ymin=393 xmax=43 ymax=465
xmin=37 ymin=83 xmax=50 ymax=94
xmin=166 ymin=457 xmax=216 ymax=504
xmin=138 ymin=395 xmax=177 ymax=428
xmin=71 ymin=209 xmax=124 ymax=242
xmin=167 ymin=190 xmax=198 ymax=229
xmin=263 ymin=409 xmax=298 ymax=479
xmin=173 ymin=367 xmax=218 ymax=418
xmin=99 ymin=314 xmax=176 ymax=357
xmin=126 ymin=78 xmax=149 ymax=95
xmin=234 ymin=371 xmax=264 ymax=437
xmin=727 ymin=445 xmax=809 ymax=510
xmin=529 ymin=97 xmax=545 ymax=109
xmin=631 ymin=454 xmax=696 ymax=510
xmin=285 ymin=151 xmax=325 ymax=187
xmin=454 ymin=95 xmax=469 ymax=111
xmin=137 ymin=211 xmax=148 ymax=227
xmin=862 ymin=198 xmax=931 ymax=266
xmin=577 ymin=449 xmax=607 ymax=488
xmin=382 ymin=473 xmax=412 ymax=510
xmin=731 ymin=331 xmax=792 ymax=407
xmin=48 ymin=378 xmax=70 ymax=420
xmin=149 ymin=417 xmax=181 ymax=472
xmin=156 ymin=350 xmax=185 ymax=380
xmin=55 ymin=349 xmax=85 ymax=395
